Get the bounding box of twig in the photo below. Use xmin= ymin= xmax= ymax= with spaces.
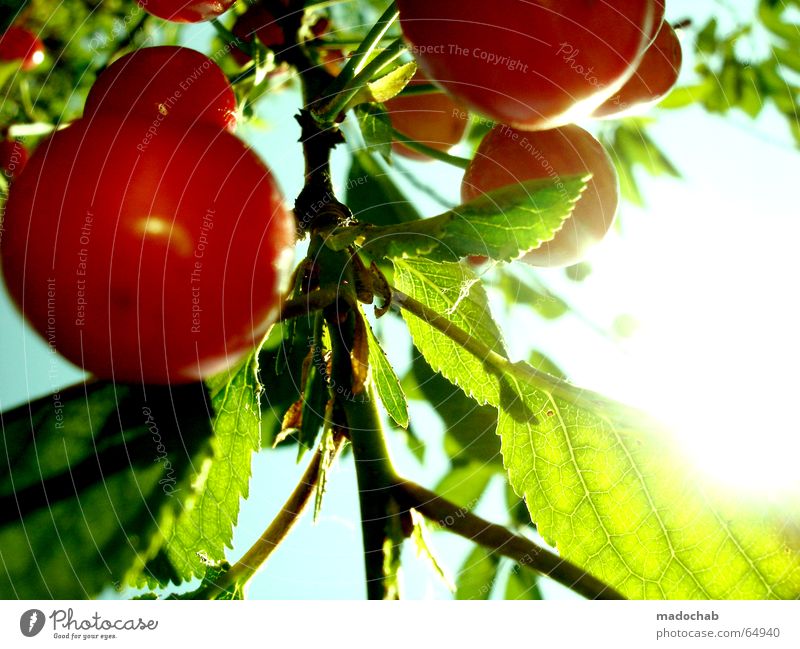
xmin=278 ymin=288 xmax=340 ymax=322
xmin=202 ymin=430 xmax=346 ymax=596
xmin=389 ymin=285 xmax=609 ymax=412
xmin=395 ymin=480 xmax=625 ymax=600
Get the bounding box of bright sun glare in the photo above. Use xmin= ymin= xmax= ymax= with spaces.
xmin=584 ymin=184 xmax=800 ymax=499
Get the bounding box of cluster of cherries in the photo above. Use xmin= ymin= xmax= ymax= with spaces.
xmin=0 ymin=0 xmax=682 ymax=385
xmin=389 ymin=0 xmax=682 ymax=267
xmin=1 ymin=37 xmax=294 ymax=383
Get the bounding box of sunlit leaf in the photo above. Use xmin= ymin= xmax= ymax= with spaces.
xmin=396 ymin=255 xmax=800 ymax=599
xmin=336 ymin=177 xmax=586 ymax=262
xmin=160 ymin=354 xmax=263 ymax=581
xmin=365 ymin=316 xmax=409 ymax=428
xmin=355 ymin=104 xmax=394 ymax=160
xmin=455 ymin=545 xmax=499 ymax=600
xmin=395 ymin=258 xmax=506 ymax=405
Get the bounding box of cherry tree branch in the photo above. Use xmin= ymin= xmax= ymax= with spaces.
xmin=201 ymin=429 xmax=346 ymax=597
xmin=394 ymin=480 xmax=625 ymax=600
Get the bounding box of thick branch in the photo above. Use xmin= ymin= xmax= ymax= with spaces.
xmin=395 ymin=480 xmax=625 ymax=600
xmin=326 ymin=299 xmax=398 ymax=600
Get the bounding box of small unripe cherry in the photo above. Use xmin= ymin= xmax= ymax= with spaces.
xmin=384 ymin=73 xmax=468 ymax=161
xmin=0 ymin=26 xmax=45 ymax=70
xmin=462 ymin=124 xmax=619 ymax=268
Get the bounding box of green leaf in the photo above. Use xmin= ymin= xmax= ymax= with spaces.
xmin=364 ymin=61 xmax=417 ymax=103
xmin=412 ymin=351 xmax=500 ymax=467
xmin=169 ymin=560 xmax=242 ymax=600
xmin=614 ymin=124 xmax=681 ymax=178
xmin=758 ymin=0 xmax=800 ymax=45
xmin=738 ymin=66 xmax=765 ymax=118
xmin=409 ymin=510 xmax=454 ymax=591
xmin=506 ymin=563 xmax=543 ymax=600
xmin=335 ymin=176 xmax=586 ymax=262
xmin=695 ymin=18 xmax=719 ymax=54
xmin=397 ymin=259 xmax=800 ymax=599
xmin=498 ymin=375 xmax=800 ymax=599
xmin=658 ymin=83 xmax=713 ymax=110
xmin=257 ymin=320 xmax=315 ymax=449
xmin=565 ymin=262 xmax=592 ymax=283
xmin=439 ymin=176 xmax=585 ymax=261
xmin=434 ymin=462 xmax=495 ymax=510
xmin=0 ymin=382 xmax=213 ymax=597
xmin=355 ymin=104 xmax=394 ymax=160
xmin=395 ymin=258 xmax=506 ymax=405
xmin=528 ymin=350 xmax=567 ymax=380
xmin=365 ymin=316 xmax=409 ymax=428
xmin=456 ymin=545 xmax=499 ymax=600
xmin=161 ymin=354 xmax=263 ymax=580
xmin=505 ymin=482 xmax=534 ymax=529
xmin=773 ymin=46 xmax=800 ymax=75
xmin=612 ymin=314 xmax=639 ymax=339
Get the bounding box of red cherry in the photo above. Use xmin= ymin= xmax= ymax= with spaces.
xmin=462 ymin=124 xmax=619 ymax=268
xmin=230 ymin=5 xmax=285 ymax=67
xmin=650 ymin=0 xmax=666 ymax=41
xmin=593 ymin=22 xmax=683 ymax=119
xmin=0 ymin=139 xmax=29 ymax=181
xmin=0 ymin=26 xmax=45 ymax=70
xmin=310 ymin=17 xmax=330 ymax=38
xmin=1 ymin=116 xmax=295 ymax=383
xmin=137 ymin=0 xmax=237 ymax=23
xmin=384 ymin=72 xmax=468 ymax=161
xmin=320 ymin=48 xmax=347 ymax=77
xmin=84 ymin=46 xmax=237 ymax=131
xmin=396 ymin=0 xmax=657 ymax=130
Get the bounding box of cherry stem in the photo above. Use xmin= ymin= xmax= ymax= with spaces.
xmin=325 ymin=284 xmax=399 ymax=599
xmin=390 ymin=126 xmax=471 ymax=168
xmin=321 ymin=3 xmax=399 ymax=98
xmin=210 ymin=18 xmax=253 ymax=57
xmin=389 ymin=285 xmax=603 ymax=410
xmin=314 ymin=36 xmax=407 ymax=124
